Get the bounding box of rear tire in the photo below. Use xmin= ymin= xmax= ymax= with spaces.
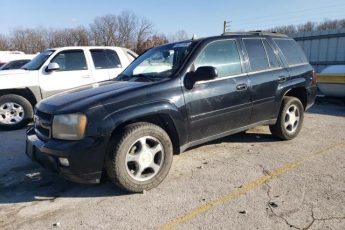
xmin=269 ymin=97 xmax=304 ymax=140
xmin=0 ymin=94 xmax=33 ymax=130
xmin=105 ymin=122 xmax=173 ymax=193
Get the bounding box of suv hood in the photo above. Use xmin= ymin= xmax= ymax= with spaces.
xmin=37 ymin=80 xmax=149 ymax=114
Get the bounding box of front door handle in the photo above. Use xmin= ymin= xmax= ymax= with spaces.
xmin=278 ymin=76 xmax=287 ymax=83
xmin=236 ymin=83 xmax=248 ymax=91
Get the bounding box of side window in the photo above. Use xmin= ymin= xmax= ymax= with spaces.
xmin=50 ymin=50 xmax=87 ymax=71
xmin=194 ymin=40 xmax=242 ymax=78
xmin=263 ymin=40 xmax=280 ymax=68
xmin=243 ymin=39 xmax=269 ymax=71
xmin=273 ymin=39 xmax=308 ymax=66
xmin=91 ymin=49 xmax=121 ymax=69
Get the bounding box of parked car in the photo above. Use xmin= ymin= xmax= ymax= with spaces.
xmin=0 ymin=59 xmax=31 ymax=70
xmin=26 ymin=32 xmax=317 ymax=192
xmin=317 ymin=65 xmax=345 ymax=97
xmin=0 ymin=51 xmax=36 ymax=66
xmin=0 ymin=46 xmax=137 ymax=129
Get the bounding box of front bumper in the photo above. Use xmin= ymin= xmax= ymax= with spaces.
xmin=26 ymin=127 xmax=109 ymax=184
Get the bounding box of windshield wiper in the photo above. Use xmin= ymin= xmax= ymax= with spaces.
xmin=132 ymin=74 xmax=157 ymax=82
xmin=116 ymin=73 xmax=131 ymax=81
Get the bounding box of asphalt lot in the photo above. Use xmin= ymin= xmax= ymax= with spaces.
xmin=0 ymin=98 xmax=344 ymax=230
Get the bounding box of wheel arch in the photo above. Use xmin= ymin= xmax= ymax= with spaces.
xmin=103 ymin=102 xmax=187 ymax=155
xmin=0 ymin=87 xmax=41 ymax=107
xmin=283 ymin=87 xmax=307 ymax=110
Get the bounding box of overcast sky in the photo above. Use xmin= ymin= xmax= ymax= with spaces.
xmin=1 ymin=0 xmax=345 ymax=37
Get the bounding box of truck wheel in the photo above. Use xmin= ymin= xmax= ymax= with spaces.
xmin=269 ymin=97 xmax=304 ymax=140
xmin=106 ymin=122 xmax=173 ymax=193
xmin=0 ymin=94 xmax=33 ymax=130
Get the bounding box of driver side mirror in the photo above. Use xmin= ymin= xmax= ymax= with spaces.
xmin=46 ymin=62 xmax=60 ymax=72
xmin=184 ymin=66 xmax=218 ymax=89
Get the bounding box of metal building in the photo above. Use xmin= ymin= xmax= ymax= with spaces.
xmin=291 ymin=28 xmax=345 ymax=73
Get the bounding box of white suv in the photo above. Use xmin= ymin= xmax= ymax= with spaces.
xmin=0 ymin=46 xmax=138 ymax=130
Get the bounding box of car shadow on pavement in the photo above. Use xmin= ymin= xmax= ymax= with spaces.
xmin=307 ymin=97 xmax=345 ymax=117
xmin=0 ymin=161 xmax=130 ymax=204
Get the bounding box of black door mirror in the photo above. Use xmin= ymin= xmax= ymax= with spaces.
xmin=184 ymin=66 xmax=218 ymax=89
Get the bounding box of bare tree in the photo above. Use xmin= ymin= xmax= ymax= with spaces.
xmin=317 ymin=19 xmax=338 ymax=31
xmin=269 ymin=25 xmax=297 ymax=34
xmin=0 ymin=34 xmax=10 ymax=50
xmin=169 ymin=30 xmax=189 ymax=42
xmin=135 ymin=18 xmax=154 ymax=53
xmin=89 ymin=14 xmax=119 ymax=46
xmin=117 ymin=11 xmax=137 ymax=48
xmin=67 ymin=26 xmax=90 ymax=46
xmin=10 ymin=28 xmax=47 ymax=53
xmin=137 ymin=34 xmax=169 ymax=54
xmin=297 ymin=21 xmax=316 ymax=32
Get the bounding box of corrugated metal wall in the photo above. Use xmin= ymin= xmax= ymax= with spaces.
xmin=291 ymin=28 xmax=345 ymax=73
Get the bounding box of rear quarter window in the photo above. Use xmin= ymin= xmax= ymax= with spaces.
xmin=273 ymin=39 xmax=308 ymax=66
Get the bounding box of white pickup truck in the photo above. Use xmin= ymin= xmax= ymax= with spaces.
xmin=0 ymin=46 xmax=138 ymax=129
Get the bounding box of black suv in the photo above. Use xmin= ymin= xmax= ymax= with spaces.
xmin=26 ymin=32 xmax=317 ymax=192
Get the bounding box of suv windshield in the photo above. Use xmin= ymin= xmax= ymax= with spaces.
xmin=117 ymin=41 xmax=195 ymax=81
xmin=22 ymin=50 xmax=55 ymax=70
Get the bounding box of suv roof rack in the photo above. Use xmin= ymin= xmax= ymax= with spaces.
xmin=222 ymin=30 xmax=288 ymax=37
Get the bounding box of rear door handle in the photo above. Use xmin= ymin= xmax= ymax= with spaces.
xmin=278 ymin=76 xmax=287 ymax=83
xmin=236 ymin=83 xmax=248 ymax=91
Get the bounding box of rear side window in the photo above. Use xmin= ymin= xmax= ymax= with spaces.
xmin=51 ymin=50 xmax=87 ymax=71
xmin=91 ymin=49 xmax=121 ymax=69
xmin=274 ymin=39 xmax=308 ymax=66
xmin=194 ymin=39 xmax=242 ymax=78
xmin=263 ymin=40 xmax=280 ymax=68
xmin=243 ymin=39 xmax=269 ymax=71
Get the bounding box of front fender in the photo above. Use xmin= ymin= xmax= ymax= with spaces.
xmin=86 ymin=100 xmax=188 ymax=147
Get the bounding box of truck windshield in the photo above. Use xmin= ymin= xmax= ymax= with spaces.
xmin=116 ymin=41 xmax=195 ymax=81
xmin=22 ymin=50 xmax=55 ymax=70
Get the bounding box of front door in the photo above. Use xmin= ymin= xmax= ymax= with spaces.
xmin=39 ymin=49 xmax=93 ymax=98
xmin=183 ymin=39 xmax=252 ymax=142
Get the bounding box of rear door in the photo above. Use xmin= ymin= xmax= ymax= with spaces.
xmin=39 ymin=49 xmax=93 ymax=98
xmin=90 ymin=49 xmax=124 ymax=82
xmin=183 ymin=38 xmax=252 ymax=142
xmin=242 ymin=38 xmax=289 ymax=123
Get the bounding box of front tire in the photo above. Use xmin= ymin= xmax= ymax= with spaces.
xmin=105 ymin=122 xmax=173 ymax=193
xmin=0 ymin=94 xmax=33 ymax=130
xmin=269 ymin=97 xmax=304 ymax=140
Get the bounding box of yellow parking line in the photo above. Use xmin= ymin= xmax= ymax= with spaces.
xmin=159 ymin=141 xmax=345 ymax=230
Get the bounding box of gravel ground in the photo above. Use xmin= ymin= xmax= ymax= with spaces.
xmin=0 ymin=98 xmax=344 ymax=230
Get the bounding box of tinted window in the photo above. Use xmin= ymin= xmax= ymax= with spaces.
xmin=274 ymin=39 xmax=308 ymax=66
xmin=243 ymin=39 xmax=269 ymax=71
xmin=263 ymin=40 xmax=280 ymax=68
xmin=91 ymin=49 xmax=121 ymax=69
xmin=1 ymin=60 xmax=29 ymax=70
xmin=194 ymin=40 xmax=242 ymax=78
xmin=51 ymin=50 xmax=87 ymax=71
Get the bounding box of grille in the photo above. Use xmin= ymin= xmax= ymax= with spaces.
xmin=34 ymin=110 xmax=53 ymax=140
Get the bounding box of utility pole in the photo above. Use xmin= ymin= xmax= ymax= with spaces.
xmin=223 ymin=21 xmax=231 ymax=34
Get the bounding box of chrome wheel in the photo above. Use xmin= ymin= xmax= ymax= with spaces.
xmin=0 ymin=102 xmax=25 ymax=125
xmin=125 ymin=136 xmax=164 ymax=182
xmin=284 ymin=104 xmax=300 ymax=134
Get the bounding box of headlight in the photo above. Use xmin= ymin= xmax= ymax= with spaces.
xmin=52 ymin=114 xmax=87 ymax=140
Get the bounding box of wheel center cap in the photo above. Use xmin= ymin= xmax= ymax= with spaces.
xmin=139 ymin=152 xmax=153 ymax=167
